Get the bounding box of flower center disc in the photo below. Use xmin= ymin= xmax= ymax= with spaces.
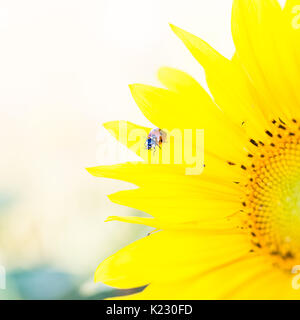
xmin=244 ymin=119 xmax=300 ymax=269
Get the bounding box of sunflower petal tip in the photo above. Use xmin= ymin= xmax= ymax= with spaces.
xmin=102 ymin=121 xmax=124 ymax=137
xmin=85 ymin=166 xmax=106 ymax=178
xmin=85 ymin=167 xmax=93 ymax=175
xmin=104 ymin=216 xmax=118 ymax=222
xmin=102 ymin=121 xmax=114 ymax=130
xmin=107 ymin=193 xmax=116 ymax=202
xmin=129 ymin=84 xmax=143 ymax=97
xmin=157 ymin=66 xmax=170 ymax=74
xmin=129 ymin=84 xmax=151 ymax=101
xmin=169 ymin=23 xmax=184 ymax=35
xmin=128 ymin=83 xmax=136 ymax=93
xmin=169 ymin=23 xmax=177 ymax=30
xmin=129 ymin=83 xmax=143 ymax=92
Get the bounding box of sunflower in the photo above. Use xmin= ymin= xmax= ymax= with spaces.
xmin=87 ymin=0 xmax=300 ymax=299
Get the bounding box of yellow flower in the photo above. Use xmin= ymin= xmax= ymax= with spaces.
xmin=88 ymin=0 xmax=300 ymax=299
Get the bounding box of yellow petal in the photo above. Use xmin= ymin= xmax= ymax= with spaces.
xmin=129 ymin=82 xmax=217 ymax=129
xmin=122 ymin=255 xmax=280 ymax=299
xmin=232 ymin=0 xmax=300 ymax=119
xmin=103 ymin=120 xmax=154 ymax=161
xmin=169 ymin=24 xmax=269 ymax=142
xmin=105 ymin=216 xmax=158 ymax=228
xmin=129 ymin=84 xmax=252 ymax=163
xmin=95 ymin=230 xmax=251 ymax=289
xmin=87 ymin=160 xmax=245 ymax=194
xmin=108 ymin=187 xmax=241 ymax=223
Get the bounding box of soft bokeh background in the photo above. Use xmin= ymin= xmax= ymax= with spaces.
xmin=0 ymin=0 xmax=286 ymax=299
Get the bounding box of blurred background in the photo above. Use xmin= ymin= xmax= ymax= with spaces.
xmin=0 ymin=0 xmax=285 ymax=299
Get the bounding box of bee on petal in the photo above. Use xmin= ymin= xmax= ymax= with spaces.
xmin=145 ymin=128 xmax=167 ymax=151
